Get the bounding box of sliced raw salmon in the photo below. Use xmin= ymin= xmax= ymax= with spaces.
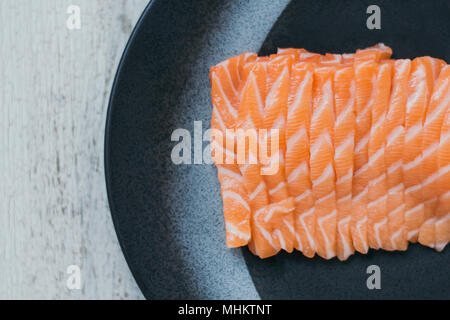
xmin=403 ymin=57 xmax=440 ymax=242
xmin=277 ymin=43 xmax=392 ymax=65
xmin=356 ymin=43 xmax=393 ymax=62
xmin=384 ymin=59 xmax=411 ymax=251
xmin=261 ymin=55 xmax=296 ymax=253
xmin=263 ymin=55 xmax=292 ymax=203
xmin=435 ymin=76 xmax=450 ymax=252
xmin=333 ymin=65 xmax=356 ymax=260
xmin=350 ymin=48 xmax=393 ymax=254
xmin=321 ymin=53 xmax=343 ymax=65
xmin=419 ymin=57 xmax=445 ymax=244
xmin=252 ymin=198 xmax=296 ymax=258
xmin=351 ymin=60 xmax=376 ymax=254
xmin=419 ymin=65 xmax=450 ymax=247
xmin=209 ymin=44 xmax=449 ymax=260
xmin=235 ymin=62 xmax=274 ymax=256
xmin=210 ymin=54 xmax=256 ymax=247
xmin=310 ymin=66 xmax=337 ymax=260
xmin=367 ymin=62 xmax=392 ymax=250
xmin=277 ymin=48 xmax=307 ymax=59
xmin=285 ymin=62 xmax=316 ymax=257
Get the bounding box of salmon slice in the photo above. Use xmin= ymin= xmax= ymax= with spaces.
xmin=321 ymin=53 xmax=343 ymax=65
xmin=419 ymin=65 xmax=450 ymax=247
xmin=351 ymin=60 xmax=377 ymax=254
xmin=418 ymin=61 xmax=447 ymax=247
xmin=333 ymin=65 xmax=356 ymax=260
xmin=435 ymin=106 xmax=450 ymax=252
xmin=236 ymin=62 xmax=282 ymax=257
xmin=252 ymin=198 xmax=297 ymax=258
xmin=236 ymin=53 xmax=258 ymax=96
xmin=367 ymin=62 xmax=392 ymax=250
xmin=236 ymin=62 xmax=269 ymax=211
xmin=277 ymin=43 xmax=392 ymax=65
xmin=277 ymin=49 xmax=321 ymax=63
xmin=260 ymin=55 xmax=296 ymax=253
xmin=272 ymin=53 xmax=342 ymax=256
xmin=342 ymin=53 xmax=355 ymax=64
xmin=384 ymin=59 xmax=411 ymax=251
xmin=277 ymin=48 xmax=308 ymax=58
xmin=356 ymin=43 xmax=393 ymax=62
xmin=214 ymin=167 xmax=252 ymax=247
xmin=285 ymin=62 xmax=316 ymax=257
xmin=210 ymin=54 xmax=256 ymax=247
xmin=314 ymin=55 xmax=356 ymax=260
xmin=282 ymin=49 xmax=351 ymax=259
xmin=239 ymin=56 xmax=269 ymax=98
xmin=310 ymin=66 xmax=337 ymax=259
xmin=349 ymin=47 xmax=392 ymax=254
xmin=403 ymin=57 xmax=440 ymax=242
xmin=263 ymin=55 xmax=292 ymax=203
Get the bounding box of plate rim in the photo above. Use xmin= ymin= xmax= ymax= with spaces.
xmin=104 ymin=0 xmax=156 ymax=299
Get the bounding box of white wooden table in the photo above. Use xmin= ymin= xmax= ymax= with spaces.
xmin=0 ymin=0 xmax=149 ymax=299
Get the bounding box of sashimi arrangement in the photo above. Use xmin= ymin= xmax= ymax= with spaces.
xmin=209 ymin=44 xmax=450 ymax=261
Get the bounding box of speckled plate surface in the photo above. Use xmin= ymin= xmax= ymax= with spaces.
xmin=105 ymin=0 xmax=450 ymax=300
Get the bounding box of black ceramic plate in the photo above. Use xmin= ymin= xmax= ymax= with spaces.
xmin=105 ymin=0 xmax=450 ymax=299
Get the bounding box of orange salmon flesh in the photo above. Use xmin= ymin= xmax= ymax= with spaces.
xmin=209 ymin=44 xmax=450 ymax=260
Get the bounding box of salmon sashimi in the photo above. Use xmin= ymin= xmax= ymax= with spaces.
xmin=285 ymin=62 xmax=316 ymax=257
xmin=403 ymin=57 xmax=438 ymax=242
xmin=263 ymin=56 xmax=291 ymax=203
xmin=418 ymin=57 xmax=445 ymax=244
xmin=283 ymin=52 xmax=351 ymax=257
xmin=210 ymin=54 xmax=255 ymax=247
xmin=275 ymin=48 xmax=305 ymax=61
xmin=333 ymin=65 xmax=356 ymax=260
xmin=356 ymin=43 xmax=393 ymax=62
xmin=277 ymin=43 xmax=392 ymax=65
xmin=350 ymin=48 xmax=393 ymax=254
xmin=236 ymin=62 xmax=275 ymax=257
xmin=419 ymin=65 xmax=450 ymax=247
xmin=351 ymin=60 xmax=376 ymax=254
xmin=435 ymin=84 xmax=450 ymax=252
xmin=252 ymin=198 xmax=296 ymax=258
xmin=321 ymin=53 xmax=343 ymax=65
xmin=209 ymin=44 xmax=449 ymax=260
xmin=384 ymin=59 xmax=411 ymax=251
xmin=367 ymin=62 xmax=392 ymax=250
xmin=261 ymin=55 xmax=296 ymax=253
xmin=310 ymin=66 xmax=337 ymax=260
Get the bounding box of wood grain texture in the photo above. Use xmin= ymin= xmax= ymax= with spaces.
xmin=0 ymin=0 xmax=149 ymax=299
